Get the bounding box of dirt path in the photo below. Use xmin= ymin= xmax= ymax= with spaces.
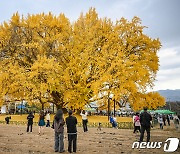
xmin=0 ymin=124 xmax=179 ymax=154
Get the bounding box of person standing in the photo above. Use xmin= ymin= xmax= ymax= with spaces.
xmin=166 ymin=115 xmax=170 ymax=126
xmin=132 ymin=113 xmax=136 ymax=133
xmin=46 ymin=112 xmax=51 ymax=127
xmin=52 ymin=109 xmax=65 ymax=153
xmin=173 ymin=114 xmax=180 ymax=130
xmin=139 ymin=107 xmax=152 ymax=142
xmin=66 ymin=110 xmax=78 ymax=153
xmin=80 ymin=110 xmax=88 ymax=132
xmin=133 ymin=113 xmax=141 ymax=133
xmin=27 ymin=111 xmax=34 ymax=132
xmin=162 ymin=115 xmax=166 ymax=126
xmin=178 ymin=115 xmax=180 ymax=120
xmin=38 ymin=110 xmax=45 ymax=135
xmin=158 ymin=115 xmax=164 ymax=129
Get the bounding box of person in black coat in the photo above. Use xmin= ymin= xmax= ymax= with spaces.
xmin=65 ymin=110 xmax=77 ymax=153
xmin=27 ymin=111 xmax=34 ymax=132
xmin=139 ymin=107 xmax=152 ymax=142
xmin=166 ymin=115 xmax=170 ymax=126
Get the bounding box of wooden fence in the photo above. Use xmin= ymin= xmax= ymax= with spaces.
xmin=0 ymin=121 xmax=134 ymax=129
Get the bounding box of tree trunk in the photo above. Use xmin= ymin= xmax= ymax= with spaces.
xmin=55 ymin=104 xmax=67 ymax=113
xmin=42 ymin=103 xmax=44 ymax=111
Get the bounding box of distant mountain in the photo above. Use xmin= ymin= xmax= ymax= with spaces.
xmin=157 ymin=89 xmax=180 ymax=102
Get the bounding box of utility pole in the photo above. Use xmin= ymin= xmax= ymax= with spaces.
xmin=108 ymin=97 xmax=110 ymax=120
xmin=113 ymin=99 xmax=116 ymax=117
xmin=21 ymin=100 xmax=23 ymax=115
xmin=53 ymin=103 xmax=54 ymax=113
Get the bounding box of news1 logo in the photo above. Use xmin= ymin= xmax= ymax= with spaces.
xmin=132 ymin=138 xmax=179 ymax=152
xmin=164 ymin=138 xmax=179 ymax=152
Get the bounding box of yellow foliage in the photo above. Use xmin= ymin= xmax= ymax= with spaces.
xmin=130 ymin=92 xmax=165 ymax=111
xmin=0 ymin=8 xmax=165 ymax=110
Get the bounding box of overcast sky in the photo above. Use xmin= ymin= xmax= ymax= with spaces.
xmin=0 ymin=0 xmax=180 ymax=91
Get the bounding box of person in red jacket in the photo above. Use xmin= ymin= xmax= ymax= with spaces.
xmin=133 ymin=112 xmax=141 ymax=133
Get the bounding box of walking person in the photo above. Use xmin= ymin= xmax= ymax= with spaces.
xmin=139 ymin=107 xmax=152 ymax=142
xmin=38 ymin=110 xmax=45 ymax=135
xmin=80 ymin=110 xmax=88 ymax=132
xmin=133 ymin=113 xmax=141 ymax=133
xmin=66 ymin=110 xmax=78 ymax=153
xmin=52 ymin=109 xmax=65 ymax=153
xmin=27 ymin=111 xmax=34 ymax=132
xmin=46 ymin=112 xmax=51 ymax=127
xmin=158 ymin=115 xmax=163 ymax=129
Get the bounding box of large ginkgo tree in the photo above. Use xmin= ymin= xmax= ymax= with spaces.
xmin=0 ymin=8 xmax=165 ymax=111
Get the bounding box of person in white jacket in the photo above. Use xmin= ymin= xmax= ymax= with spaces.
xmin=80 ymin=110 xmax=88 ymax=132
xmin=46 ymin=112 xmax=50 ymax=127
xmin=158 ymin=115 xmax=163 ymax=129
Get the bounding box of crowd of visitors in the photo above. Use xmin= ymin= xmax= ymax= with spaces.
xmin=2 ymin=107 xmax=179 ymax=153
xmin=131 ymin=107 xmax=180 ymax=143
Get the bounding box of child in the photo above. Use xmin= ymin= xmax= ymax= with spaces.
xmin=133 ymin=113 xmax=141 ymax=133
xmin=97 ymin=122 xmax=102 ymax=131
xmin=5 ymin=116 xmax=11 ymax=124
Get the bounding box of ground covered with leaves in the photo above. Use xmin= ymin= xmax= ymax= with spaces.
xmin=0 ymin=114 xmax=132 ymax=123
xmin=0 ymin=124 xmax=179 ymax=154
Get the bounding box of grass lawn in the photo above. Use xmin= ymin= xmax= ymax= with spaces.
xmin=0 ymin=114 xmax=132 ymax=123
